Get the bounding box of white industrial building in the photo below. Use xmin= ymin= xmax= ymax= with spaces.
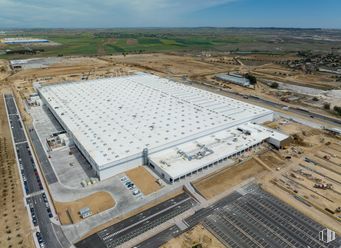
xmin=1 ymin=37 xmax=49 ymax=44
xmin=149 ymin=123 xmax=289 ymax=183
xmin=38 ymin=73 xmax=286 ymax=181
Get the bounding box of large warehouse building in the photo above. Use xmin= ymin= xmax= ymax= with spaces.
xmin=38 ymin=73 xmax=287 ymax=181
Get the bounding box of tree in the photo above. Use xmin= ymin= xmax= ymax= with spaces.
xmin=270 ymin=82 xmax=279 ymax=89
xmin=244 ymin=73 xmax=257 ymax=85
xmin=323 ymin=102 xmax=331 ymax=110
xmin=333 ymin=106 xmax=341 ymax=115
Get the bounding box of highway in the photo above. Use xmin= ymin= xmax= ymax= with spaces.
xmin=4 ymin=94 xmax=69 ymax=248
xmin=247 ymin=94 xmax=341 ymax=126
xmin=189 ymin=81 xmax=341 ymax=128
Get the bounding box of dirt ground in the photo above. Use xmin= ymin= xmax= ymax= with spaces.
xmin=259 ymin=129 xmax=341 ymax=236
xmin=0 ymin=90 xmax=34 ymax=248
xmin=107 ymin=53 xmax=230 ymax=77
xmin=54 ymin=191 xmax=115 ymax=225
xmin=161 ymin=224 xmax=226 ymax=248
xmin=126 ymin=166 xmax=162 ymax=195
xmin=194 ymin=158 xmax=266 ymax=199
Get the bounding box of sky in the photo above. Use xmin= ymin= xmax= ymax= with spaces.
xmin=0 ymin=0 xmax=340 ymax=29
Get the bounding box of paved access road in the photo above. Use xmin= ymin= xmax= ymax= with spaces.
xmin=29 ymin=127 xmax=58 ymax=184
xmin=4 ymin=94 xmax=69 ymax=248
xmin=134 ymin=225 xmax=181 ymax=248
xmin=4 ymin=94 xmax=18 ymax=114
xmin=9 ymin=114 xmax=27 ymax=143
xmin=75 ymin=192 xmax=196 ymax=248
xmin=16 ymin=142 xmax=42 ymax=195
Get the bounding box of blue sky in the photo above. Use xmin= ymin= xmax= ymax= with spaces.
xmin=0 ymin=0 xmax=340 ymax=28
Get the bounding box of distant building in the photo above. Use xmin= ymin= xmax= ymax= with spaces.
xmin=1 ymin=37 xmax=49 ymax=44
xmin=215 ymin=73 xmax=251 ymax=87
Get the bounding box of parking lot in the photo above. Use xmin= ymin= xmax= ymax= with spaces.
xmin=4 ymin=94 xmax=68 ymax=248
xmin=75 ymin=192 xmax=196 ymax=248
xmin=120 ymin=175 xmax=143 ymax=199
xmin=202 ymin=186 xmax=341 ymax=248
xmin=16 ymin=142 xmax=43 ymax=194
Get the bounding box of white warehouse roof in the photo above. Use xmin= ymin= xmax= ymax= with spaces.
xmin=149 ymin=123 xmax=286 ymax=180
xmin=38 ymin=73 xmax=273 ymax=175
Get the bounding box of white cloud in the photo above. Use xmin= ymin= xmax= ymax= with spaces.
xmin=0 ymin=0 xmax=236 ymax=27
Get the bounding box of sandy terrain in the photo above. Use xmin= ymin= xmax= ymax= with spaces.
xmin=126 ymin=166 xmax=162 ymax=195
xmin=194 ymin=158 xmax=266 ymax=199
xmin=0 ymin=90 xmax=34 ymax=248
xmin=107 ymin=53 xmax=230 ymax=77
xmin=54 ymin=192 xmax=115 ymax=225
xmin=161 ymin=224 xmax=226 ymax=248
xmin=259 ymin=131 xmax=341 ymax=235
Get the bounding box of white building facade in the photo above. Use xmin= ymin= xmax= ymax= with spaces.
xmin=38 ymin=73 xmax=277 ymax=181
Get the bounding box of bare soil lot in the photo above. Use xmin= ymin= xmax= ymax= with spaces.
xmin=54 ymin=191 xmax=115 ymax=225
xmin=161 ymin=224 xmax=225 ymax=248
xmin=126 ymin=166 xmax=162 ymax=195
xmin=194 ymin=158 xmax=266 ymax=199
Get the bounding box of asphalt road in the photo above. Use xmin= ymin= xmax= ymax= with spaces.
xmin=76 ymin=193 xmax=195 ymax=248
xmin=29 ymin=127 xmax=58 ymax=184
xmin=132 ymin=191 xmax=243 ymax=248
xmin=9 ymin=114 xmax=26 ymax=143
xmin=134 ymin=225 xmax=181 ymax=248
xmin=27 ymin=195 xmax=59 ymax=248
xmin=4 ymin=94 xmax=18 ymax=114
xmin=247 ymin=94 xmax=341 ymax=127
xmin=4 ymin=94 xmax=67 ymax=248
xmin=16 ymin=142 xmax=42 ymax=194
xmin=190 ymin=81 xmax=341 ymax=127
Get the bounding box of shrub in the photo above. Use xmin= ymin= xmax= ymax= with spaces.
xmin=333 ymin=106 xmax=341 ymax=115
xmin=244 ymin=73 xmax=257 ymax=85
xmin=270 ymin=82 xmax=279 ymax=89
xmin=323 ymin=102 xmax=330 ymax=110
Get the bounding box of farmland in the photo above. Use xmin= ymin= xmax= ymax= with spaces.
xmin=1 ymin=28 xmax=341 ymax=59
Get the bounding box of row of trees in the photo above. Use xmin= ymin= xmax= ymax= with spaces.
xmin=323 ymin=103 xmax=341 ymax=116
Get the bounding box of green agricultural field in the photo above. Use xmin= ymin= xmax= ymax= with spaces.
xmin=0 ymin=28 xmax=339 ymax=59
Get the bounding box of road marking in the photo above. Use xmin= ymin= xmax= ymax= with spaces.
xmin=27 ymin=190 xmax=45 ymax=198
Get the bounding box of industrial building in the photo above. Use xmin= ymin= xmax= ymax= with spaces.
xmin=1 ymin=37 xmax=49 ymax=44
xmin=149 ymin=123 xmax=289 ymax=183
xmin=38 ymin=73 xmax=285 ymax=181
xmin=215 ymin=73 xmax=251 ymax=87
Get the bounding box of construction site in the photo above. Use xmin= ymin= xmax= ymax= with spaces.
xmin=0 ymin=51 xmax=340 ymax=248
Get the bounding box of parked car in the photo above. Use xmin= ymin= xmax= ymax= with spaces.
xmin=133 ymin=189 xmax=140 ymax=195
xmin=36 ymin=232 xmax=43 ymax=243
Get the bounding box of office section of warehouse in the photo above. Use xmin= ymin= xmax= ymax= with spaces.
xmin=37 ymin=73 xmax=288 ymax=182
